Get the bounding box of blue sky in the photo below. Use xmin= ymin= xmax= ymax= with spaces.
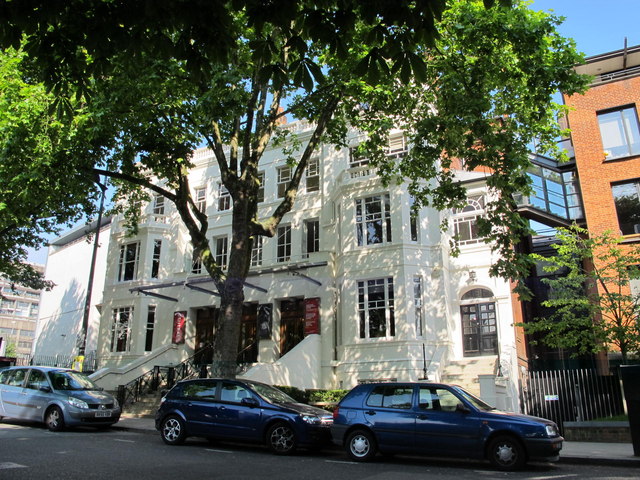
xmin=530 ymin=0 xmax=640 ymax=57
xmin=25 ymin=1 xmax=640 ymax=265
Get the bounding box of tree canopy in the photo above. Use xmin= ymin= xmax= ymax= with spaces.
xmin=523 ymin=226 xmax=640 ymax=364
xmin=0 ymin=0 xmax=589 ymax=374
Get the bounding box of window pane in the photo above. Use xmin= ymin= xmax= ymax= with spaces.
xmin=599 ymin=108 xmax=640 ymax=159
xmin=612 ymin=182 xmax=640 ymax=235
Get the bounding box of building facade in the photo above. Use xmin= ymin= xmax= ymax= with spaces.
xmin=0 ymin=265 xmax=44 ymax=360
xmin=34 ymin=217 xmax=111 ymax=365
xmin=91 ymin=124 xmax=521 ymax=411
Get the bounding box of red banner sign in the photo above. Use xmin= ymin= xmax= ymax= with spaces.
xmin=172 ymin=311 xmax=187 ymax=344
xmin=304 ymin=298 xmax=320 ymax=335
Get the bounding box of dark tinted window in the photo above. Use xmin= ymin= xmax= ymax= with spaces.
xmin=26 ymin=370 xmax=49 ymax=390
xmin=366 ymin=386 xmax=413 ymax=409
xmin=220 ymin=381 xmax=253 ymax=403
xmin=182 ymin=381 xmax=218 ymax=400
xmin=4 ymin=369 xmax=27 ymax=387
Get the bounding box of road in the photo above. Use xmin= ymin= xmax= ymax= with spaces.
xmin=0 ymin=420 xmax=637 ymax=480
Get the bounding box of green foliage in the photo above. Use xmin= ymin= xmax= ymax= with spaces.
xmin=307 ymin=389 xmax=349 ymax=404
xmin=521 ymin=225 xmax=640 ymax=363
xmin=0 ymin=0 xmax=589 ymax=374
xmin=275 ymin=385 xmax=309 ymax=403
xmin=4 ymin=341 xmax=17 ymax=358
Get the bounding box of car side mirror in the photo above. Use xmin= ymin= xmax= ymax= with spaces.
xmin=241 ymin=397 xmax=259 ymax=408
xmin=39 ymin=386 xmax=52 ymax=393
xmin=456 ymin=403 xmax=471 ymax=414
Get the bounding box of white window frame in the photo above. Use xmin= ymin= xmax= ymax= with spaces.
xmin=251 ymin=236 xmax=263 ymax=267
xmin=151 ymin=239 xmax=162 ymax=279
xmin=358 ymin=277 xmax=395 ymax=339
xmin=218 ymin=183 xmax=231 ymax=211
xmin=355 ymin=193 xmax=392 ymax=247
xmin=305 ymin=157 xmax=320 ymax=193
xmin=277 ymin=166 xmax=292 ymax=198
xmin=195 ymin=187 xmax=207 ymax=213
xmin=303 ymin=219 xmax=320 ymax=258
xmin=215 ymin=235 xmax=229 ymax=269
xmin=110 ymin=306 xmax=133 ymax=353
xmin=414 ymin=276 xmax=424 ymax=337
xmin=257 ymin=171 xmax=265 ymax=203
xmin=118 ymin=242 xmax=140 ymax=282
xmin=152 ymin=194 xmax=165 ymax=215
xmin=453 ymin=195 xmax=486 ymax=246
xmin=277 ymin=225 xmax=292 ymax=262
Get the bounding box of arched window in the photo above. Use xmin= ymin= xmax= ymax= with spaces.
xmin=460 ymin=288 xmax=497 ymax=357
xmin=453 ymin=195 xmax=486 ymax=245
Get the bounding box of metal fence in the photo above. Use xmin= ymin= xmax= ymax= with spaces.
xmin=522 ymin=368 xmax=625 ymax=434
xmin=15 ymin=352 xmax=99 ymax=373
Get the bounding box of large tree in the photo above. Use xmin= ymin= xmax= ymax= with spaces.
xmin=523 ymin=226 xmax=640 ymax=364
xmin=0 ymin=0 xmax=588 ymax=376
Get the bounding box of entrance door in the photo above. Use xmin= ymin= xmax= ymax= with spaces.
xmin=195 ymin=307 xmax=217 ymax=364
xmin=461 ymin=302 xmax=497 ymax=356
xmin=279 ymin=299 xmax=305 ymax=357
xmin=238 ymin=304 xmax=258 ymax=363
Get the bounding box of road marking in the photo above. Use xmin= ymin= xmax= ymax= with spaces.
xmin=114 ymin=439 xmax=136 ymax=443
xmin=324 ymin=460 xmax=360 ymax=465
xmin=0 ymin=462 xmax=27 ymax=470
xmin=527 ymin=475 xmax=578 ymax=480
xmin=205 ymin=449 xmax=234 ymax=453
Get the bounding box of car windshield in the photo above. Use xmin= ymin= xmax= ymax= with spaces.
xmin=48 ymin=371 xmax=100 ymax=391
xmin=454 ymin=386 xmax=496 ymax=411
xmin=249 ymin=382 xmax=296 ymax=404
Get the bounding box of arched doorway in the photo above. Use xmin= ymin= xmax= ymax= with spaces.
xmin=460 ymin=288 xmax=498 ymax=357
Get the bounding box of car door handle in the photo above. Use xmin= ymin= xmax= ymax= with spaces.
xmin=417 ymin=414 xmax=428 ymax=420
xmin=365 ymin=411 xmax=376 ymax=416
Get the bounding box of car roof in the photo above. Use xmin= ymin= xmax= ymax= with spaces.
xmin=1 ymin=366 xmax=74 ymax=373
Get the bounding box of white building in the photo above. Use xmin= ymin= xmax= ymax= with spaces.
xmin=34 ymin=217 xmax=111 ymax=363
xmin=91 ymin=123 xmax=520 ymax=411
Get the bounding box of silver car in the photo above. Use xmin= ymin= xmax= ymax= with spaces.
xmin=0 ymin=366 xmax=120 ymax=431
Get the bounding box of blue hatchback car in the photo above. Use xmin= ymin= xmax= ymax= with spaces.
xmin=155 ymin=378 xmax=333 ymax=454
xmin=332 ymin=382 xmax=563 ymax=470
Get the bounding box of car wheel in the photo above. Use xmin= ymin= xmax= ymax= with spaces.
xmin=160 ymin=415 xmax=186 ymax=445
xmin=45 ymin=406 xmax=65 ymax=432
xmin=266 ymin=422 xmax=297 ymax=454
xmin=346 ymin=429 xmax=377 ymax=462
xmin=487 ymin=435 xmax=526 ymax=471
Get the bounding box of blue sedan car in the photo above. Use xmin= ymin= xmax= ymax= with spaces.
xmin=155 ymin=378 xmax=333 ymax=454
xmin=331 ymin=382 xmax=563 ymax=470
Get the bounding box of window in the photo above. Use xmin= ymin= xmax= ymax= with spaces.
xmin=305 ymin=157 xmax=320 ymax=193
xmin=366 ymin=385 xmax=413 ymax=409
xmin=257 ymin=171 xmax=265 ymax=203
xmin=461 ymin=288 xmax=497 ymax=357
xmin=118 ymin=242 xmax=140 ymax=281
xmin=215 ymin=236 xmax=229 ymax=269
xmin=598 ymin=106 xmax=640 ymax=159
xmin=151 ymin=240 xmax=162 ymax=279
xmin=251 ymin=236 xmax=263 ymax=267
xmin=386 ymin=134 xmax=408 ymax=158
xmin=453 ymin=195 xmax=486 ymax=245
xmin=410 ymin=195 xmax=420 ymax=242
xmin=349 ymin=146 xmax=369 ymax=168
xmin=221 ymin=381 xmax=253 ymax=403
xmin=277 ymin=166 xmax=292 ymax=198
xmin=218 ymin=183 xmax=231 ymax=211
xmin=356 ymin=194 xmax=392 ymax=246
xmin=145 ymin=306 xmax=155 ymax=352
xmin=414 ymin=276 xmax=423 ymax=337
xmin=152 ymin=195 xmax=165 ymax=215
xmin=25 ymin=370 xmax=48 ymax=390
xmin=195 ymin=187 xmax=207 ymax=213
xmin=303 ymin=219 xmax=319 ymax=258
xmin=418 ymin=387 xmax=461 ymax=412
xmin=277 ymin=225 xmax=291 ymax=262
xmin=612 ymin=181 xmax=640 ymax=235
xmin=192 ymin=250 xmax=203 ymax=274
xmin=110 ymin=307 xmax=133 ymax=353
xmin=358 ymin=277 xmax=395 ymax=339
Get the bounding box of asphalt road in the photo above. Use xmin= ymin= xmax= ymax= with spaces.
xmin=1 ymin=420 xmax=638 ymax=480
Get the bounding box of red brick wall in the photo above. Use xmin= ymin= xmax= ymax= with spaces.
xmin=563 ymin=77 xmax=640 ymax=239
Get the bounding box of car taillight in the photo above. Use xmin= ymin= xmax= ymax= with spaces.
xmin=332 ymin=407 xmax=339 ymax=420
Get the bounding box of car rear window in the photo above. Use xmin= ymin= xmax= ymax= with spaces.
xmin=366 ymin=386 xmax=413 ymax=409
xmin=182 ymin=381 xmax=218 ymax=400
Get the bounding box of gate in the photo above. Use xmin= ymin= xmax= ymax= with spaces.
xmin=522 ymin=369 xmax=625 ymax=434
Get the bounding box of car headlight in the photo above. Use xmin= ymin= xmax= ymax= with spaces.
xmin=68 ymin=397 xmax=89 ymax=409
xmin=545 ymin=424 xmax=559 ymax=437
xmin=301 ymin=415 xmax=321 ymax=425
xmin=113 ymin=398 xmax=119 ymax=409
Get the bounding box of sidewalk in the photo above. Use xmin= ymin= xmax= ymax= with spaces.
xmin=114 ymin=415 xmax=640 ymax=467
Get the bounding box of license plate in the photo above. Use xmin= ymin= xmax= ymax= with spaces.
xmin=95 ymin=410 xmax=112 ymax=418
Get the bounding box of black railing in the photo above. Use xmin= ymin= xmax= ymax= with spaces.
xmin=116 ymin=348 xmax=208 ymax=409
xmin=17 ymin=352 xmax=99 ymax=373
